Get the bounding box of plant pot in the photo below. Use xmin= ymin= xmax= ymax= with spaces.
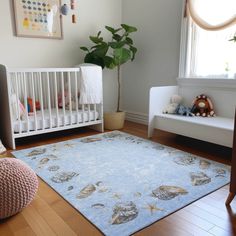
xmin=104 ymin=111 xmax=125 ymax=130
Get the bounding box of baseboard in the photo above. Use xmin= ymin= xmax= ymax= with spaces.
xmin=125 ymin=111 xmax=148 ymax=125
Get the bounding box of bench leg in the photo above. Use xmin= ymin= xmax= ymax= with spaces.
xmin=225 ymin=192 xmax=236 ymax=205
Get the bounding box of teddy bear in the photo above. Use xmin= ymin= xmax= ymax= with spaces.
xmin=191 ymin=94 xmax=215 ymax=117
xmin=163 ymin=94 xmax=183 ymax=114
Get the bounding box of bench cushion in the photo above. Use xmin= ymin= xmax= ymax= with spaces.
xmin=157 ymin=114 xmax=234 ymax=131
xmin=154 ymin=114 xmax=234 ymax=147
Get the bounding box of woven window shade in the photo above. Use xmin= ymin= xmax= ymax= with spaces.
xmin=186 ymin=0 xmax=236 ymax=31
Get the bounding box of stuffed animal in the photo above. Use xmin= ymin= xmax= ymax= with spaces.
xmin=58 ymin=91 xmax=78 ymax=110
xmin=27 ymin=97 xmax=40 ymax=112
xmin=191 ymin=94 xmax=215 ymax=117
xmin=175 ymin=104 xmax=194 ymax=116
xmin=163 ymin=94 xmax=183 ymax=114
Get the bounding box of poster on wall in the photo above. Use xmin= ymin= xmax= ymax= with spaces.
xmin=13 ymin=0 xmax=63 ymax=39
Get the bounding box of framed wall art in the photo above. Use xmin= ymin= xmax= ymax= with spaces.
xmin=13 ymin=0 xmax=63 ymax=39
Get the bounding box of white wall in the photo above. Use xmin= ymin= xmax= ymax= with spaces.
xmin=122 ymin=0 xmax=183 ymax=120
xmin=0 ymin=0 xmax=122 ymax=111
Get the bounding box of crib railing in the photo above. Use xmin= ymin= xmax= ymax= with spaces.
xmin=7 ymin=67 xmax=103 ymax=138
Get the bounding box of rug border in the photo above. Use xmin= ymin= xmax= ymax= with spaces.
xmin=37 ymin=175 xmax=229 ymax=236
xmin=12 ymin=131 xmax=231 ymax=236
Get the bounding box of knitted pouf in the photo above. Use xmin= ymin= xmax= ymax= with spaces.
xmin=0 ymin=158 xmax=38 ymax=219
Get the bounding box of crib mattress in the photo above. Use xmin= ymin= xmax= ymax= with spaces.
xmin=13 ymin=109 xmax=100 ymax=133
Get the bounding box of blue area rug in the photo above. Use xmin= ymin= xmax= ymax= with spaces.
xmin=12 ymin=131 xmax=230 ymax=236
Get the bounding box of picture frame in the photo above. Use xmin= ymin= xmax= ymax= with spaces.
xmin=13 ymin=0 xmax=63 ymax=39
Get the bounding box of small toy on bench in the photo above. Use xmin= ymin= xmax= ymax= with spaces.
xmin=175 ymin=104 xmax=194 ymax=116
xmin=162 ymin=94 xmax=183 ymax=114
xmin=191 ymin=94 xmax=215 ymax=117
xmin=163 ymin=94 xmax=194 ymax=116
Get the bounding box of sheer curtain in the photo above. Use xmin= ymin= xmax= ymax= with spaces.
xmin=185 ymin=0 xmax=236 ymax=78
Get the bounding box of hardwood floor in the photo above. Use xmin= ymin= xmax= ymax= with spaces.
xmin=0 ymin=121 xmax=235 ymax=236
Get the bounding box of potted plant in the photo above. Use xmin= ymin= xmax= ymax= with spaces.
xmin=80 ymin=24 xmax=137 ymax=130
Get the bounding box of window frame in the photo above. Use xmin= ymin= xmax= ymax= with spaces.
xmin=178 ymin=0 xmax=236 ymax=82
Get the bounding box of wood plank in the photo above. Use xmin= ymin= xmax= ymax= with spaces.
xmin=0 ymin=223 xmax=15 ymax=236
xmin=192 ymin=200 xmax=230 ymax=220
xmin=6 ymin=213 xmax=29 ymax=233
xmin=32 ymin=196 xmax=77 ymax=236
xmin=173 ymin=208 xmax=215 ymax=231
xmin=184 ymin=204 xmax=233 ymax=232
xmin=135 ymin=218 xmax=193 ymax=236
xmin=165 ymin=214 xmax=214 ymax=236
xmin=13 ymin=226 xmax=36 ymax=236
xmin=21 ymin=203 xmax=56 ymax=236
xmin=209 ymin=226 xmax=235 ymax=236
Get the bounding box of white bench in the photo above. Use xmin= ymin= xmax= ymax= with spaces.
xmin=148 ymin=82 xmax=235 ymax=148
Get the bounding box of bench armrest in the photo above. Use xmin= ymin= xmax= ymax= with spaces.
xmin=148 ymin=86 xmax=178 ymax=137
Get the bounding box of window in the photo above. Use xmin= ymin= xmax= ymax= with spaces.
xmin=182 ymin=0 xmax=236 ymax=79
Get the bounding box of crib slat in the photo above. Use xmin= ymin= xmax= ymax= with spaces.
xmin=88 ymin=104 xmax=91 ymax=122
xmin=54 ymin=72 xmax=59 ymax=127
xmin=75 ymin=71 xmax=79 ymax=124
xmin=23 ymin=72 xmax=29 ymax=133
xmin=15 ymin=73 xmax=22 ymax=133
xmin=68 ymin=72 xmax=72 ymax=125
xmin=47 ymin=72 xmax=52 ymax=129
xmin=94 ymin=104 xmax=97 ymax=121
xmin=39 ymin=72 xmax=45 ymax=130
xmin=61 ymin=72 xmax=66 ymax=126
xmin=82 ymin=104 xmax=85 ymax=123
xmin=31 ymin=72 xmax=38 ymax=131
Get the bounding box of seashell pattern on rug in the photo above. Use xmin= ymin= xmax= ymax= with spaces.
xmin=48 ymin=165 xmax=60 ymax=171
xmin=199 ymin=160 xmax=211 ymax=169
xmin=27 ymin=148 xmax=46 ymax=157
xmin=77 ymin=184 xmax=96 ymax=199
xmin=51 ymin=172 xmax=79 ymax=183
xmin=190 ymin=172 xmax=211 ymax=186
xmin=67 ymin=186 xmax=74 ymax=191
xmin=111 ymin=201 xmax=138 ymax=225
xmin=91 ymin=203 xmax=105 ymax=209
xmin=152 ymin=185 xmax=188 ymax=200
xmin=214 ymin=168 xmax=227 ymax=177
xmin=174 ymin=155 xmax=196 ymax=166
xmin=80 ymin=138 xmax=102 ymax=143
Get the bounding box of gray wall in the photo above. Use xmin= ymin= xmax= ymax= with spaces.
xmin=122 ymin=0 xmax=183 ymax=116
xmin=0 ymin=0 xmax=122 ymax=112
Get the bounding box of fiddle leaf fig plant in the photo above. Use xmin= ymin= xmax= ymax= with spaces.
xmin=80 ymin=24 xmax=137 ymax=112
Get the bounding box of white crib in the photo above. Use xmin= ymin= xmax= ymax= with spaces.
xmin=0 ymin=64 xmax=104 ymax=149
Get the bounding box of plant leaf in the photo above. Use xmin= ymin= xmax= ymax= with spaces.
xmin=104 ymin=56 xmax=116 ymax=69
xmin=126 ymin=37 xmax=133 ymax=45
xmin=80 ymin=47 xmax=89 ymax=52
xmin=92 ymin=43 xmax=109 ymax=57
xmin=121 ymin=24 xmax=137 ymax=33
xmin=130 ymin=46 xmax=137 ymax=60
xmin=97 ymin=31 xmax=102 ymax=37
xmin=105 ymin=26 xmax=122 ymax=34
xmin=84 ymin=53 xmax=105 ymax=69
xmin=113 ymin=48 xmax=132 ymax=65
xmin=89 ymin=36 xmax=103 ymax=44
xmin=108 ymin=41 xmax=127 ymax=49
xmin=112 ymin=34 xmax=122 ymax=42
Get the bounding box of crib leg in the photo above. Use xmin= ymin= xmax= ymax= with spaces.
xmin=90 ymin=123 xmax=104 ymax=132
